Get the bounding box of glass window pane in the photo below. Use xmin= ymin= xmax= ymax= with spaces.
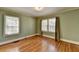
xmin=48 ymin=18 xmax=56 ymax=32
xmin=5 ymin=16 xmax=19 ymax=35
xmin=41 ymin=20 xmax=47 ymax=31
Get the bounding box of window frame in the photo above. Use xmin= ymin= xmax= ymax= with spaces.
xmin=41 ymin=19 xmax=48 ymax=32
xmin=4 ymin=15 xmax=20 ymax=36
xmin=41 ymin=17 xmax=56 ymax=33
xmin=48 ymin=17 xmax=56 ymax=33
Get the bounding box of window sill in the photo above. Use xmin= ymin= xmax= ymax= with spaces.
xmin=42 ymin=31 xmax=55 ymax=34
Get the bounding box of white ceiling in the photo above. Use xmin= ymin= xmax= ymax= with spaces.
xmin=1 ymin=7 xmax=79 ymax=17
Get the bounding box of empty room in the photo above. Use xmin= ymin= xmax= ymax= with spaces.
xmin=0 ymin=7 xmax=79 ymax=52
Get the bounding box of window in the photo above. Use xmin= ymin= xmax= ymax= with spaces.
xmin=48 ymin=18 xmax=56 ymax=32
xmin=4 ymin=15 xmax=20 ymax=35
xmin=41 ymin=17 xmax=56 ymax=32
xmin=42 ymin=20 xmax=47 ymax=31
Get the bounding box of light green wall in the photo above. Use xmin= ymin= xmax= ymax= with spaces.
xmin=36 ymin=18 xmax=41 ymax=34
xmin=0 ymin=11 xmax=5 ymax=42
xmin=36 ymin=9 xmax=79 ymax=42
xmin=42 ymin=32 xmax=55 ymax=37
xmin=0 ymin=9 xmax=36 ymax=43
xmin=58 ymin=9 xmax=79 ymax=41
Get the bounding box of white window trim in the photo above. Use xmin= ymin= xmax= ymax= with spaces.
xmin=41 ymin=19 xmax=48 ymax=32
xmin=41 ymin=17 xmax=56 ymax=33
xmin=4 ymin=15 xmax=20 ymax=36
xmin=48 ymin=18 xmax=56 ymax=32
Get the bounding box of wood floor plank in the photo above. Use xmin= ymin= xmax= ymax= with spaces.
xmin=0 ymin=35 xmax=79 ymax=52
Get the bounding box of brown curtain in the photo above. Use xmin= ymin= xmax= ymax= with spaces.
xmin=55 ymin=17 xmax=60 ymax=41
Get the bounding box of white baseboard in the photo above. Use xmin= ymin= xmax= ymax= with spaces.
xmin=43 ymin=35 xmax=55 ymax=39
xmin=43 ymin=34 xmax=79 ymax=45
xmin=0 ymin=34 xmax=37 ymax=45
xmin=35 ymin=33 xmax=41 ymax=35
xmin=61 ymin=39 xmax=79 ymax=45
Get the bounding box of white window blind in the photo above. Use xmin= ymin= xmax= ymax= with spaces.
xmin=4 ymin=15 xmax=19 ymax=35
xmin=41 ymin=20 xmax=47 ymax=31
xmin=48 ymin=18 xmax=56 ymax=32
xmin=41 ymin=17 xmax=56 ymax=32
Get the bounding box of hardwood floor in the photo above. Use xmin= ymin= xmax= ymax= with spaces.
xmin=0 ymin=35 xmax=79 ymax=52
